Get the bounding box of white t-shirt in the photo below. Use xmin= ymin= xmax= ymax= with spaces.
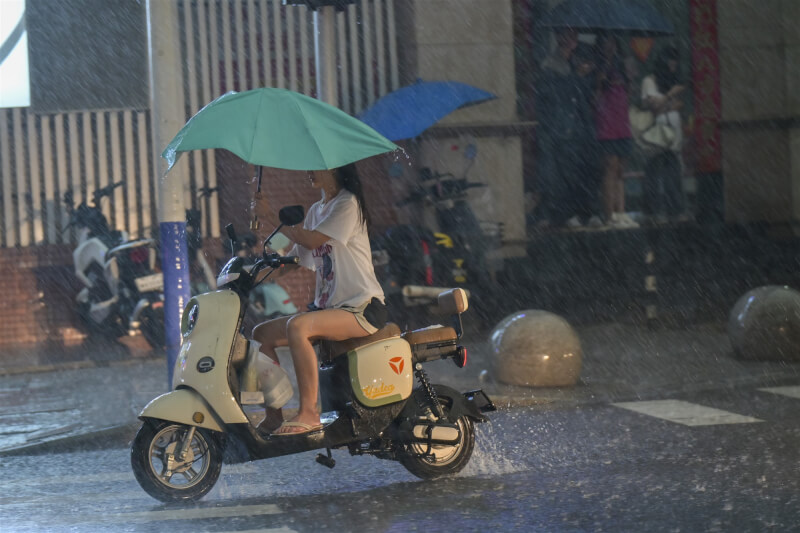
xmin=641 ymin=74 xmax=683 ymax=152
xmin=289 ymin=190 xmax=384 ymax=310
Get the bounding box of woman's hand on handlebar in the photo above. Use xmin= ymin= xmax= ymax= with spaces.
xmin=262 ymin=251 xmax=300 ymax=268
xmin=256 ymin=251 xmax=300 ymax=280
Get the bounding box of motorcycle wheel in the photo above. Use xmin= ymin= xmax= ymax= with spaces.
xmin=140 ymin=305 xmax=165 ymax=349
xmin=398 ymin=395 xmax=475 ymax=480
xmin=131 ymin=419 xmax=223 ymax=503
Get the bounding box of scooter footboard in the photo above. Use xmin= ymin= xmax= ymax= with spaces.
xmin=139 ymin=389 xmax=226 ymax=432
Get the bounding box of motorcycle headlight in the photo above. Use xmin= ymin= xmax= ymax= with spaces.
xmin=181 ymin=299 xmax=199 ymax=338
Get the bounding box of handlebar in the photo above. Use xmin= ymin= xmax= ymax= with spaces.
xmin=92 ymin=181 xmax=125 ymax=204
xmin=262 ymin=252 xmax=299 ymax=269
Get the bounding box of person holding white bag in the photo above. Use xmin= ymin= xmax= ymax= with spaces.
xmin=640 ymin=46 xmax=691 ymax=225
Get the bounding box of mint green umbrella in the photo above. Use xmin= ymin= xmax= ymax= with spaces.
xmin=163 ymin=88 xmax=399 ymax=171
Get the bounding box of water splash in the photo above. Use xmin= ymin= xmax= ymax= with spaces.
xmin=460 ymin=424 xmax=526 ymax=477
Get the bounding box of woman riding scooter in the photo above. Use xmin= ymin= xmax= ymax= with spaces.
xmin=252 ymin=163 xmax=387 ymax=436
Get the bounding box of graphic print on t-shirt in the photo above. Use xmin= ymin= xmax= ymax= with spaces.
xmin=313 ymin=243 xmax=334 ymax=308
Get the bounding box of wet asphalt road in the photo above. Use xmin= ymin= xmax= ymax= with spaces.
xmin=2 ymin=384 xmax=799 ymax=533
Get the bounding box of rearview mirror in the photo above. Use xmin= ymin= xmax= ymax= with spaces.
xmin=279 ymin=205 xmax=305 ymax=227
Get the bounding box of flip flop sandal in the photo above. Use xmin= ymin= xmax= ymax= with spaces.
xmin=270 ymin=421 xmax=324 ymax=437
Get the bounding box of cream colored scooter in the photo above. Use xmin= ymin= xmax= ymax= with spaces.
xmin=131 ymin=206 xmax=495 ymax=503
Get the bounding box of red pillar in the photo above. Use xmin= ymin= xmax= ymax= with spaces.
xmin=689 ymin=0 xmax=722 ymax=174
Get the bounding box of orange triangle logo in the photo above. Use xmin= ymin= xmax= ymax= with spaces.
xmin=389 ymin=357 xmax=404 ymax=375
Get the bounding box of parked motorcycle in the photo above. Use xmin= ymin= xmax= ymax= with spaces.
xmin=373 ymin=157 xmax=503 ymax=329
xmin=130 ymin=205 xmax=495 ymax=503
xmin=64 ymin=182 xmax=165 ymax=349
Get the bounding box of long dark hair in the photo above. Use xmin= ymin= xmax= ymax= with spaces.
xmin=334 ymin=163 xmax=372 ymax=232
xmin=653 ymin=46 xmax=681 ymax=94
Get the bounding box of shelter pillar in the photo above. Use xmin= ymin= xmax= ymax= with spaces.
xmin=718 ymin=0 xmax=800 ymax=225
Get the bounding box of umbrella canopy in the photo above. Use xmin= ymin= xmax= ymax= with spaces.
xmin=537 ymin=0 xmax=674 ymax=36
xmin=358 ymin=80 xmax=497 ymax=141
xmin=162 ymin=87 xmax=399 ymax=172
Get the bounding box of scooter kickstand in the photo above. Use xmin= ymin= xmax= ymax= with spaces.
xmin=316 ymin=448 xmax=336 ymax=469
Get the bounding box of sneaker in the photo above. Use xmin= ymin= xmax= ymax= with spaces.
xmin=564 ymin=216 xmax=583 ymax=229
xmin=586 ymin=215 xmax=605 ymax=228
xmin=607 ymin=213 xmax=627 ymax=229
xmin=619 ymin=212 xmax=640 ymax=228
xmin=609 ymin=212 xmax=638 ymax=230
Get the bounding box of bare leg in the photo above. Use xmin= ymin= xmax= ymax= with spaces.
xmin=602 ymin=154 xmax=620 ymax=219
xmin=616 ymin=157 xmax=627 ymax=213
xmin=252 ymin=316 xmax=292 ymax=432
xmin=276 ymin=309 xmax=370 ymax=434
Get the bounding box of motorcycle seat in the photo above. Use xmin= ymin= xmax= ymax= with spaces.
xmin=402 ymin=326 xmax=459 ymax=362
xmin=318 ymin=322 xmax=402 ymax=362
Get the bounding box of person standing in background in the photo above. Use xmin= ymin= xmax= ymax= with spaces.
xmin=641 ymin=46 xmax=690 ymax=224
xmin=570 ymin=43 xmax=604 ymax=229
xmin=594 ymin=32 xmax=639 ymax=229
xmin=534 ymin=28 xmax=600 ymax=229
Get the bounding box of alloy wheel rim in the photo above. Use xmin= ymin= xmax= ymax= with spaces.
xmin=148 ymin=425 xmax=210 ymax=489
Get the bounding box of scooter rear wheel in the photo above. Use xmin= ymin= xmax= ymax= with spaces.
xmin=131 ymin=419 xmax=223 ymax=502
xmin=398 ymin=395 xmax=475 ymax=480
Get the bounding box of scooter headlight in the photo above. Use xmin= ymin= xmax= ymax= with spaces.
xmin=182 ymin=299 xmax=199 ymax=338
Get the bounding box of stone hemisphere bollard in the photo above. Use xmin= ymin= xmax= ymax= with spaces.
xmin=490 ymin=310 xmax=582 ymax=387
xmin=728 ymin=285 xmax=800 ymax=361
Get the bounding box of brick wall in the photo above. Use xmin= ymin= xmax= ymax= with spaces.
xmin=0 ymin=245 xmax=83 ymax=351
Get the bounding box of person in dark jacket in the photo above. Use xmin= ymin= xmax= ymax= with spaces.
xmin=535 ymin=30 xmax=602 ymax=229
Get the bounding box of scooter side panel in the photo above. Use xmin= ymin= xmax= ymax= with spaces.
xmin=73 ymin=237 xmax=107 ymax=288
xmin=173 ymin=290 xmax=248 ymax=424
xmin=348 ymin=338 xmax=413 ymax=407
xmin=139 ymin=389 xmax=225 ymax=432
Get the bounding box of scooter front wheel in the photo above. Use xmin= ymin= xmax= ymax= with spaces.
xmin=131 ymin=419 xmax=223 ymax=502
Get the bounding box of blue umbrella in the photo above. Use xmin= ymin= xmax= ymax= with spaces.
xmin=537 ymin=0 xmax=674 ymax=36
xmin=358 ymin=80 xmax=496 ymax=141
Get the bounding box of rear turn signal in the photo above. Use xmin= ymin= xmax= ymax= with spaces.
xmin=453 ymin=346 xmax=467 ymax=368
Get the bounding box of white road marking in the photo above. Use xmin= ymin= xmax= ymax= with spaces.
xmin=63 ymin=503 xmax=282 ymax=526
xmin=759 ymin=385 xmax=800 ymax=400
xmin=612 ymin=400 xmax=763 ymax=426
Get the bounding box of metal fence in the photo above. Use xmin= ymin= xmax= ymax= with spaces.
xmin=0 ymin=0 xmax=399 ymax=248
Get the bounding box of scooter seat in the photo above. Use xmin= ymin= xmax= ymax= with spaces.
xmin=318 ymin=322 xmax=402 ymax=362
xmin=402 ymin=325 xmax=459 ymax=363
xmin=402 ymin=325 xmax=457 ymax=345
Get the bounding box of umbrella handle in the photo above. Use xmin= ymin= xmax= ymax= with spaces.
xmin=251 ymin=166 xmax=264 ymax=230
xmin=251 ymin=191 xmax=263 ymax=231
